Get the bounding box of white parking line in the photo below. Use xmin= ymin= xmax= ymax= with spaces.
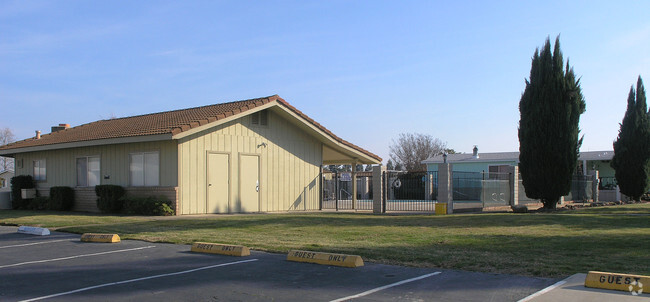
xmin=330 ymin=271 xmax=442 ymax=302
xmin=0 ymin=246 xmax=156 ymax=269
xmin=517 ymin=279 xmax=568 ymax=302
xmin=20 ymin=258 xmax=260 ymax=302
xmin=0 ymin=239 xmax=72 ymax=249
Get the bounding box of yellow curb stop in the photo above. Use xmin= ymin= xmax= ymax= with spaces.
xmin=80 ymin=233 xmax=121 ymax=243
xmin=287 ymin=250 xmax=364 ymax=268
xmin=584 ymin=271 xmax=647 ymax=294
xmin=191 ymin=242 xmax=250 ymax=257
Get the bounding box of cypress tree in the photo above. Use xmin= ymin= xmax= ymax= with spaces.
xmin=611 ymin=77 xmax=650 ymax=201
xmin=518 ymin=36 xmax=586 ymax=209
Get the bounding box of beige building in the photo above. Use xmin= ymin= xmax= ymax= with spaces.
xmin=0 ymin=95 xmax=380 ymax=214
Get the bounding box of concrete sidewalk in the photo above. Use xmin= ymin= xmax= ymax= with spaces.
xmin=521 ymin=273 xmax=647 ymax=302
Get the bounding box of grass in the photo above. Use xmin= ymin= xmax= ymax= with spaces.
xmin=1 ymin=203 xmax=649 ymax=278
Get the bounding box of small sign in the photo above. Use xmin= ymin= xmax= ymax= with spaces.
xmin=340 ymin=173 xmax=352 ymax=182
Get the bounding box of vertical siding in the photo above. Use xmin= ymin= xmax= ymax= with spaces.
xmin=13 ymin=140 xmax=178 ymax=189
xmin=177 ymin=110 xmax=323 ymax=214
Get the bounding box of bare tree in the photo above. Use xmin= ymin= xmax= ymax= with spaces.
xmin=389 ymin=133 xmax=447 ymax=171
xmin=0 ymin=127 xmax=16 ymax=171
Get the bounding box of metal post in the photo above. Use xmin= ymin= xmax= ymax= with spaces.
xmin=351 ymin=162 xmax=357 ymax=210
xmin=319 ymin=166 xmax=323 ymax=210
xmin=335 ymin=171 xmax=339 ymax=211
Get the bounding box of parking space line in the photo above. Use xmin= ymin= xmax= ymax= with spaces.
xmin=0 ymin=246 xmax=156 ymax=269
xmin=330 ymin=271 xmax=442 ymax=302
xmin=516 ymin=279 xmax=568 ymax=302
xmin=20 ymin=258 xmax=259 ymax=302
xmin=0 ymin=239 xmax=72 ymax=249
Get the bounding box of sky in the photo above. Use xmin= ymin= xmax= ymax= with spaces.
xmin=1 ymin=0 xmax=649 ymax=163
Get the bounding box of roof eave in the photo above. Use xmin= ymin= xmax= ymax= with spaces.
xmin=0 ymin=133 xmax=173 ymax=155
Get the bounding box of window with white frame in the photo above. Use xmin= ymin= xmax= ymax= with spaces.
xmin=129 ymin=152 xmax=159 ymax=186
xmin=77 ymin=156 xmax=100 ymax=187
xmin=33 ymin=159 xmax=46 ymax=181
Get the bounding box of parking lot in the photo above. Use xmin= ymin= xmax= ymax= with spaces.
xmin=0 ymin=226 xmax=555 ymax=301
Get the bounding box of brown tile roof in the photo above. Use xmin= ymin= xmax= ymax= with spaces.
xmin=0 ymin=95 xmax=381 ymax=162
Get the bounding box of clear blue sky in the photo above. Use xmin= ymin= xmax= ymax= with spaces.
xmin=1 ymin=0 xmax=649 ymax=163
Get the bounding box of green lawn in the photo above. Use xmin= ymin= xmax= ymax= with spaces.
xmin=1 ymin=203 xmax=649 ymax=278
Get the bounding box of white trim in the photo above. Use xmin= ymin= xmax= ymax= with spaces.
xmin=0 ymin=134 xmax=172 ymax=156
xmin=20 ymin=258 xmax=259 ymax=302
xmin=330 ymin=272 xmax=441 ymax=302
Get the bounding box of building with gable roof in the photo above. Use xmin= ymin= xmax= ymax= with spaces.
xmin=0 ymin=95 xmax=381 ymax=214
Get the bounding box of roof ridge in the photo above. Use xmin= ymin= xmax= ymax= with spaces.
xmin=91 ymin=95 xmax=279 ymax=123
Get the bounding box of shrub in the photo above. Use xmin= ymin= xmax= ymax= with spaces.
xmin=95 ymin=185 xmax=125 ymax=213
xmin=26 ymin=196 xmax=49 ymax=210
xmin=511 ymin=204 xmax=529 ymax=213
xmin=122 ymin=196 xmax=175 ymax=216
xmin=10 ymin=175 xmax=35 ymax=209
xmin=49 ymin=186 xmax=75 ymax=211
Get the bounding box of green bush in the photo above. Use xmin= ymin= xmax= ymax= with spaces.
xmin=10 ymin=175 xmax=35 ymax=209
xmin=49 ymin=186 xmax=75 ymax=211
xmin=123 ymin=196 xmax=175 ymax=216
xmin=26 ymin=196 xmax=49 ymax=210
xmin=95 ymin=185 xmax=125 ymax=213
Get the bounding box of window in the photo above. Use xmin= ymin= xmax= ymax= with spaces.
xmin=251 ymin=110 xmax=268 ymax=126
xmin=77 ymin=156 xmax=100 ymax=187
xmin=488 ymin=165 xmax=510 ymax=180
xmin=33 ymin=159 xmax=46 ymax=181
xmin=130 ymin=152 xmax=159 ymax=186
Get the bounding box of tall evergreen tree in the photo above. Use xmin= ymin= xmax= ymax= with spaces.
xmin=611 ymin=76 xmax=650 ymax=201
xmin=518 ymin=36 xmax=586 ymax=209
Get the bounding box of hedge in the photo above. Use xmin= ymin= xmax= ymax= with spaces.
xmin=49 ymin=186 xmax=75 ymax=211
xmin=95 ymin=185 xmax=126 ymax=213
xmin=10 ymin=175 xmax=35 ymax=209
xmin=122 ymin=196 xmax=175 ymax=216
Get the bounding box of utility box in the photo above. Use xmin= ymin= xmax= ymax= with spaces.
xmin=21 ymin=188 xmax=36 ymax=199
xmin=435 ymin=203 xmax=447 ymax=215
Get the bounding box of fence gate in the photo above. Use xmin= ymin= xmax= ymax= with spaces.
xmin=384 ymin=170 xmax=437 ymax=212
xmin=322 ymin=171 xmax=373 ymax=211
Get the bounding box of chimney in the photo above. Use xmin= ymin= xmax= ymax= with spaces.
xmin=473 ymin=145 xmax=479 ymax=159
xmin=35 ymin=130 xmax=41 ymax=139
xmin=51 ymin=123 xmax=70 ymax=133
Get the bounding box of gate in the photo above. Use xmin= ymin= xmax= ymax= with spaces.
xmin=322 ymin=171 xmax=373 ymax=210
xmin=385 ymin=170 xmax=437 ymax=212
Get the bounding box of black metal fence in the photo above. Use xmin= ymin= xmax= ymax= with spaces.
xmin=322 ymin=171 xmax=373 ymax=211
xmin=385 ymin=171 xmax=437 ymax=212
xmin=322 ymin=168 xmax=601 ymax=212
